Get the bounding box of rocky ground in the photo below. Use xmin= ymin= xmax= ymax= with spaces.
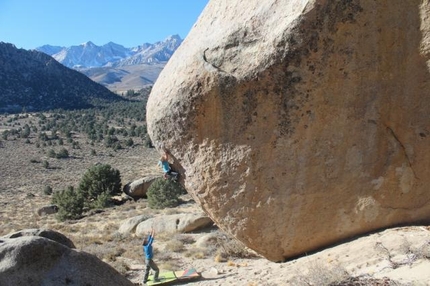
xmin=1 ymin=113 xmax=430 ymax=285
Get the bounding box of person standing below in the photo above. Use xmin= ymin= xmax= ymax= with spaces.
xmin=157 ymin=151 xmax=179 ymax=181
xmin=142 ymin=228 xmax=159 ymax=285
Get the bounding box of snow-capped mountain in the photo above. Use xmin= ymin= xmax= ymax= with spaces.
xmin=117 ymin=35 xmax=182 ymax=66
xmin=36 ymin=35 xmax=182 ymax=69
xmin=36 ymin=44 xmax=64 ymax=55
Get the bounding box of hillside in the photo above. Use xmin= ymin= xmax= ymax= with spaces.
xmin=0 ymin=42 xmax=125 ymax=113
xmin=78 ymin=63 xmax=165 ymax=94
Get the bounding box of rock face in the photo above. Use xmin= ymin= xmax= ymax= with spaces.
xmin=0 ymin=231 xmax=133 ymax=286
xmin=146 ymin=0 xmax=430 ymax=261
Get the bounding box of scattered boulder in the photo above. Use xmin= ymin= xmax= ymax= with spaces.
xmin=37 ymin=204 xmax=58 ymax=216
xmin=147 ymin=0 xmax=430 ymax=261
xmin=0 ymin=233 xmax=133 ymax=286
xmin=123 ymin=176 xmax=159 ymax=198
xmin=118 ymin=214 xmax=153 ymax=235
xmin=136 ymin=213 xmax=213 ymax=236
xmin=111 ymin=194 xmax=133 ymax=205
xmin=3 ymin=228 xmax=75 ymax=249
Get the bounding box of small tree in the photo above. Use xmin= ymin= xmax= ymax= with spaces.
xmin=78 ymin=164 xmax=121 ymax=208
xmin=147 ymin=178 xmax=186 ymax=209
xmin=52 ymin=186 xmax=84 ymax=221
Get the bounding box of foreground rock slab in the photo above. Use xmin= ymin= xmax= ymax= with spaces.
xmin=147 ymin=0 xmax=430 ymax=261
xmin=0 ymin=230 xmax=133 ymax=286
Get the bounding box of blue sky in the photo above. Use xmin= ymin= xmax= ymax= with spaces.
xmin=0 ymin=0 xmax=209 ymax=49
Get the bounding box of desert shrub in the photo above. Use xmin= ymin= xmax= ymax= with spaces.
xmin=78 ymin=164 xmax=121 ymax=208
xmin=38 ymin=132 xmax=48 ymax=141
xmin=21 ymin=124 xmax=31 ymax=138
xmin=175 ymin=234 xmax=196 ymax=245
xmin=44 ymin=185 xmax=53 ymax=195
xmin=42 ymin=160 xmax=49 ymax=169
xmin=47 ymin=149 xmax=56 ymax=158
xmin=56 ymin=148 xmax=69 ymax=159
xmin=185 ymin=248 xmax=209 ymax=259
xmin=72 ymin=141 xmax=80 ymax=149
xmin=147 ymin=178 xmax=185 ymax=209
xmin=52 ymin=186 xmax=84 ymax=221
xmin=165 ymin=238 xmax=185 ymax=253
xmin=125 ymin=138 xmax=134 ymax=147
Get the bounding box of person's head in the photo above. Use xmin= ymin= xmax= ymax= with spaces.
xmin=161 ymin=154 xmax=168 ymax=161
xmin=142 ymin=236 xmax=149 ymax=246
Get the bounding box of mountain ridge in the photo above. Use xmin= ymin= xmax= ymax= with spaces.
xmin=36 ymin=35 xmax=182 ymax=69
xmin=0 ymin=42 xmax=125 ymax=113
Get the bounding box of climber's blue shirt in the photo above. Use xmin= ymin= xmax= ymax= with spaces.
xmin=158 ymin=160 xmax=170 ymax=173
xmin=143 ymin=234 xmax=154 ymax=259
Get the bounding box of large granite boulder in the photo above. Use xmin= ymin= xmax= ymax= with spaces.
xmin=147 ymin=0 xmax=430 ymax=261
xmin=0 ymin=232 xmax=133 ymax=286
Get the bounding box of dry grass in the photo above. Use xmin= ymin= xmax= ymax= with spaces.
xmin=292 ymin=261 xmax=349 ymax=286
xmin=184 ymin=248 xmax=209 ymax=259
xmin=164 ymin=238 xmax=185 ymax=253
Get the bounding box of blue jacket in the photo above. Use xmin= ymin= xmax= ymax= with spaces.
xmin=143 ymin=234 xmax=154 ymax=259
xmin=158 ymin=160 xmax=170 ymax=173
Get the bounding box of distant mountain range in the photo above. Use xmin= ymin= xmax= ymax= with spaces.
xmin=36 ymin=35 xmax=182 ymax=69
xmin=35 ymin=35 xmax=182 ymax=93
xmin=0 ymin=36 xmax=181 ymax=113
xmin=0 ymin=42 xmax=124 ymax=113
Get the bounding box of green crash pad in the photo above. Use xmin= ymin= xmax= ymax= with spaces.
xmin=146 ymin=268 xmax=200 ymax=285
